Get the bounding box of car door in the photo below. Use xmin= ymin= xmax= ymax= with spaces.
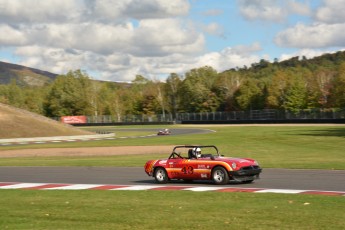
xmin=176 ymin=158 xmax=201 ymax=179
xmin=166 ymin=158 xmax=196 ymax=179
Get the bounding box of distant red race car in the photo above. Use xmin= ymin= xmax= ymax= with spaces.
xmin=144 ymin=145 xmax=262 ymax=185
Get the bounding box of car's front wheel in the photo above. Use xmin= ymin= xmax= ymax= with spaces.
xmin=154 ymin=167 xmax=169 ymax=184
xmin=212 ymin=166 xmax=229 ymax=185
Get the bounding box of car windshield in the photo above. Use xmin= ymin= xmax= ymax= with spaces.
xmin=170 ymin=145 xmax=220 ymax=159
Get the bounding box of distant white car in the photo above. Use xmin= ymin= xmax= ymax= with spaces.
xmin=157 ymin=128 xmax=171 ymax=135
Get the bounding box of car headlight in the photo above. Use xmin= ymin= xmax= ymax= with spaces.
xmin=231 ymin=162 xmax=237 ymax=170
xmin=254 ymin=160 xmax=259 ymax=165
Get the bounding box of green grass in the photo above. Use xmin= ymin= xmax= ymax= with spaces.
xmin=0 ymin=190 xmax=344 ymax=230
xmin=1 ymin=125 xmax=344 ymax=169
xmin=0 ymin=154 xmax=166 ymax=167
xmin=1 ymin=125 xmax=344 ymax=229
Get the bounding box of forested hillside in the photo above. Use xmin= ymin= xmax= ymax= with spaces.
xmin=0 ymin=51 xmax=345 ymax=119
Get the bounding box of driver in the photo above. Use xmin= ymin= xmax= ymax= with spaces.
xmin=193 ymin=147 xmax=201 ymax=158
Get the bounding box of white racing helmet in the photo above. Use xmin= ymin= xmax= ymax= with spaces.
xmin=193 ymin=147 xmax=201 ymax=158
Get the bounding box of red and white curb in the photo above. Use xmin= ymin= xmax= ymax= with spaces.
xmin=0 ymin=182 xmax=344 ymax=196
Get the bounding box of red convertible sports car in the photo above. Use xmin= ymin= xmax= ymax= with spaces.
xmin=144 ymin=145 xmax=262 ymax=185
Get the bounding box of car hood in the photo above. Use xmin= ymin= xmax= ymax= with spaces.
xmin=216 ymin=157 xmax=258 ymax=167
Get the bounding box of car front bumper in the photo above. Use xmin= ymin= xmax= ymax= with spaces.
xmin=229 ymin=166 xmax=262 ymax=177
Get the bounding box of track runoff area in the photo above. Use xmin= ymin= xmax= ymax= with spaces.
xmin=1 ymin=128 xmax=344 ymax=196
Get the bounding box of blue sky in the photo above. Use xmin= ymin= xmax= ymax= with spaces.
xmin=0 ymin=0 xmax=344 ymax=81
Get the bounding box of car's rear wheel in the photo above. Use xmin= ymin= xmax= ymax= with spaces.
xmin=154 ymin=167 xmax=169 ymax=184
xmin=212 ymin=166 xmax=229 ymax=185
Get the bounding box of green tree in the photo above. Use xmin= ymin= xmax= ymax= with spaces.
xmin=267 ymin=69 xmax=308 ymax=112
xmin=44 ymin=70 xmax=94 ymax=116
xmin=165 ymin=73 xmax=182 ymax=118
xmin=23 ymin=87 xmax=47 ymax=114
xmin=178 ymin=66 xmax=220 ymax=112
xmin=266 ymin=70 xmax=290 ymax=108
xmin=308 ymin=68 xmax=335 ymax=108
xmin=283 ymin=78 xmax=307 ymax=113
xmin=7 ymin=79 xmax=25 ymax=108
xmin=234 ymin=79 xmax=264 ymax=110
xmin=332 ymin=62 xmax=345 ymax=107
xmin=215 ymin=71 xmax=243 ymax=111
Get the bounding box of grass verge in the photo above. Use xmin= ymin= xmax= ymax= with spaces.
xmin=0 ymin=190 xmax=344 ymax=230
xmin=1 ymin=125 xmax=344 ymax=170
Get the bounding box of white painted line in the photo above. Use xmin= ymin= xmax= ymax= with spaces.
xmin=0 ymin=183 xmax=46 ymax=189
xmin=184 ymin=187 xmax=223 ymax=192
xmin=113 ymin=185 xmax=162 ymax=191
xmin=44 ymin=184 xmax=101 ymax=190
xmin=256 ymin=189 xmax=308 ymax=194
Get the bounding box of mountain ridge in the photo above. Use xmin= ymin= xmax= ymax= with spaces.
xmin=0 ymin=61 xmax=58 ymax=86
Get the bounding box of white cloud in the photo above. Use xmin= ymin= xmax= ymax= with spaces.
xmin=201 ymin=22 xmax=224 ymax=37
xmin=14 ymin=41 xmax=261 ymax=82
xmin=231 ymin=42 xmax=262 ymax=55
xmin=2 ymin=0 xmax=343 ymax=82
xmin=0 ymin=0 xmax=83 ymax=23
xmin=0 ymin=0 xmax=190 ymax=23
xmin=237 ymin=0 xmax=312 ymax=22
xmin=275 ymin=23 xmax=345 ymax=48
xmin=131 ymin=18 xmax=204 ymax=56
xmin=0 ymin=24 xmax=27 ymax=46
xmin=0 ymin=0 xmax=205 ymax=81
xmin=315 ymin=0 xmax=345 ymax=24
xmin=195 ymin=43 xmax=262 ymax=71
xmin=272 ymin=0 xmax=345 ymax=50
xmin=88 ymin=0 xmax=190 ymax=20
xmin=237 ymin=0 xmax=287 ymax=22
xmin=287 ymin=1 xmax=311 ymax=16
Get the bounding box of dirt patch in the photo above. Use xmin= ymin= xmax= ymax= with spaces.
xmin=0 ymin=146 xmax=175 ymax=158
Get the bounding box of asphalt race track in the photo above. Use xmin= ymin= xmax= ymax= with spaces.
xmin=0 ymin=167 xmax=344 ymax=192
xmin=0 ymin=128 xmax=214 ymax=146
xmin=1 ymin=128 xmax=344 ymax=193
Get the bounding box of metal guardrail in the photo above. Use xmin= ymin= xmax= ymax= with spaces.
xmin=54 ymin=109 xmax=345 ymax=124
xmin=177 ymin=109 xmax=345 ymax=121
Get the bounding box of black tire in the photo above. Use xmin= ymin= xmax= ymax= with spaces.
xmin=212 ymin=166 xmax=229 ymax=185
xmin=154 ymin=167 xmax=169 ymax=184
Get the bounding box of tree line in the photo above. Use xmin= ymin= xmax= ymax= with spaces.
xmin=1 ymin=51 xmax=345 ymax=119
